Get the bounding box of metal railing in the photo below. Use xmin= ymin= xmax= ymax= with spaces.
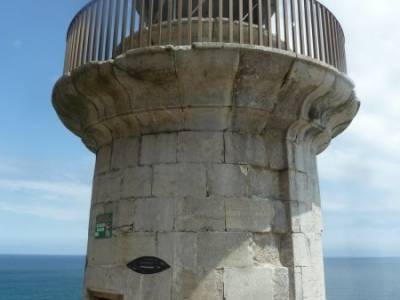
xmin=64 ymin=0 xmax=347 ymax=74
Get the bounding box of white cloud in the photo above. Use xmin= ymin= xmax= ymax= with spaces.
xmin=315 ymin=0 xmax=400 ymax=256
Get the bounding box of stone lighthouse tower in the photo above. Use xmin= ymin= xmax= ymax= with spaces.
xmin=53 ymin=0 xmax=358 ymax=299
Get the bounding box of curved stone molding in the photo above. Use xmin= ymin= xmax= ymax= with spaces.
xmin=53 ymin=44 xmax=358 ymax=153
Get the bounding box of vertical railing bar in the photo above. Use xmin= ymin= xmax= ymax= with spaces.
xmin=329 ymin=14 xmax=335 ymax=67
xmin=72 ymin=18 xmax=80 ymax=69
xmin=208 ymin=0 xmax=213 ymax=42
xmin=229 ymin=0 xmax=233 ymax=42
xmin=75 ymin=13 xmax=84 ymax=68
xmin=332 ymin=17 xmax=339 ymax=68
xmin=68 ymin=23 xmax=77 ymax=72
xmin=249 ymin=0 xmax=254 ymax=44
xmin=139 ymin=0 xmax=145 ymax=47
xmin=188 ymin=0 xmax=193 ymax=44
xmin=219 ymin=0 xmax=223 ymax=42
xmin=283 ymin=0 xmax=289 ymax=50
xmin=64 ymin=32 xmax=71 ymax=73
xmin=304 ymin=0 xmax=311 ymax=55
xmin=130 ymin=0 xmax=137 ymax=49
xmin=83 ymin=8 xmax=91 ymax=65
xmin=338 ymin=21 xmax=343 ymax=71
xmin=148 ymin=0 xmax=154 ymax=46
xmin=310 ymin=0 xmax=318 ymax=59
xmin=326 ymin=10 xmax=332 ymax=65
xmin=297 ymin=0 xmax=304 ymax=54
xmin=239 ymin=0 xmax=244 ymax=43
xmin=98 ymin=0 xmax=107 ymax=60
xmin=257 ymin=0 xmax=263 ymax=46
xmin=91 ymin=1 xmax=100 ymax=60
xmin=276 ymin=0 xmax=281 ymax=48
xmin=267 ymin=0 xmax=272 ymax=47
xmin=158 ymin=0 xmax=163 ymax=45
xmin=78 ymin=11 xmax=86 ymax=67
xmin=168 ymin=0 xmax=172 ymax=43
xmin=322 ymin=6 xmax=331 ymax=64
xmin=86 ymin=4 xmax=95 ymax=63
xmin=198 ymin=0 xmax=203 ymax=42
xmin=316 ymin=2 xmax=323 ymax=61
xmin=178 ymin=0 xmax=182 ymax=44
xmin=290 ymin=0 xmax=298 ymax=53
xmin=105 ymin=0 xmax=114 ymax=59
xmin=113 ymin=0 xmax=121 ymax=57
xmin=121 ymin=0 xmax=128 ymax=51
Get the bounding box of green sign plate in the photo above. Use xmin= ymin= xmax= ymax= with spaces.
xmin=95 ymin=213 xmax=113 ymax=239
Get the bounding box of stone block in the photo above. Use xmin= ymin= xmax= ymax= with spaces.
xmin=117 ymin=232 xmax=157 ymax=265
xmin=252 ymin=233 xmax=281 ymax=265
xmin=273 ymin=201 xmax=289 ymax=233
xmin=175 ymin=48 xmax=239 ymax=107
xmin=178 ymin=132 xmax=224 ymax=163
xmin=95 ymin=145 xmax=111 ymax=174
xmin=111 ymin=137 xmax=139 ymax=170
xmin=224 ymin=132 xmax=268 ymax=166
xmin=93 ymin=172 xmax=122 ymax=203
xmin=86 ymin=236 xmax=119 ymax=266
xmin=197 ymin=232 xmax=253 ymax=270
xmin=175 ymin=197 xmax=225 ymax=232
xmin=183 ymin=270 xmax=224 ymax=300
xmin=121 ymin=167 xmax=152 ymax=198
xmin=140 ymin=133 xmax=177 ymax=165
xmin=223 ymin=266 xmax=273 ymax=300
xmin=153 ymin=164 xmax=207 ymax=197
xmin=183 ymin=107 xmax=230 ymax=131
xmin=249 ymin=168 xmax=280 ymax=199
xmin=133 ymin=198 xmax=174 ymax=232
xmin=207 ymin=164 xmax=249 ymax=197
xmin=265 ymin=129 xmax=287 ymax=170
xmin=273 ymin=267 xmax=290 ymax=300
xmin=225 ymin=197 xmax=273 ymax=232
xmin=292 ymin=233 xmax=311 ymax=267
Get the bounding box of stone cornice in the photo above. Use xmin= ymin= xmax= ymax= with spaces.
xmin=52 ymin=44 xmax=359 ymax=152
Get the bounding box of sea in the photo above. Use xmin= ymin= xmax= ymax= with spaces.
xmin=0 ymin=256 xmax=399 ymax=300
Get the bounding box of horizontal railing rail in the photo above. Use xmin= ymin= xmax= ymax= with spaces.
xmin=64 ymin=0 xmax=347 ymax=74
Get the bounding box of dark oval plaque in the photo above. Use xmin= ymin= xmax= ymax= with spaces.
xmin=127 ymin=256 xmax=170 ymax=274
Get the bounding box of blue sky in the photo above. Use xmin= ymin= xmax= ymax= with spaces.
xmin=0 ymin=0 xmax=399 ymax=257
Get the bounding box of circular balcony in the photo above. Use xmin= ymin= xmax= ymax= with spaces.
xmin=64 ymin=0 xmax=347 ymax=74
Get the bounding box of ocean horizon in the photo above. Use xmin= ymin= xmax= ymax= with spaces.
xmin=0 ymin=255 xmax=399 ymax=300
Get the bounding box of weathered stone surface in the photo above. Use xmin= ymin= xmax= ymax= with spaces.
xmin=224 ymin=266 xmax=273 ymax=300
xmin=133 ymin=198 xmax=174 ymax=231
xmin=249 ymin=167 xmax=281 ymax=199
xmin=111 ymin=137 xmax=139 ymax=170
xmin=175 ymin=197 xmax=225 ymax=231
xmin=207 ymin=164 xmax=249 ymax=197
xmin=140 ymin=133 xmax=177 ymax=165
xmin=252 ymin=234 xmax=282 ymax=266
xmin=92 ymin=172 xmax=122 ymax=203
xmin=175 ymin=47 xmax=239 ymax=107
xmin=225 ymin=197 xmax=274 ymax=232
xmin=95 ymin=145 xmax=111 ymax=175
xmin=178 ymin=131 xmax=224 ymax=163
xmin=224 ymin=132 xmax=268 ymax=166
xmin=197 ymin=232 xmax=253 ymax=270
xmin=153 ymin=164 xmax=207 ymax=197
xmin=121 ymin=167 xmax=152 ymax=198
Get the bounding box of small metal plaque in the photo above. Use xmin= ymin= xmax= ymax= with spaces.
xmin=95 ymin=213 xmax=113 ymax=239
xmin=127 ymin=256 xmax=171 ymax=274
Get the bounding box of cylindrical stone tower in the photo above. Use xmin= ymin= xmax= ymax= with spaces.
xmin=53 ymin=1 xmax=359 ymax=299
